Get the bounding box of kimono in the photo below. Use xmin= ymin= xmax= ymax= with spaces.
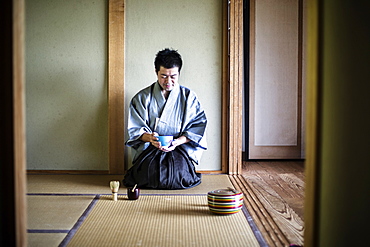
xmin=123 ymin=81 xmax=207 ymax=189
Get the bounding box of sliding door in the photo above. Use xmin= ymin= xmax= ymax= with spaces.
xmin=248 ymin=0 xmax=305 ymax=159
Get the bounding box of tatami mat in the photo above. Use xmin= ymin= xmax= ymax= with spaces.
xmin=27 ymin=174 xmax=124 ymax=194
xmin=27 ymin=174 xmax=266 ymax=246
xmin=27 ymin=174 xmax=231 ymax=195
xmin=27 ymin=196 xmax=95 ymax=229
xmin=27 ymin=233 xmax=67 ymax=247
xmin=67 ymin=195 xmax=260 ymax=247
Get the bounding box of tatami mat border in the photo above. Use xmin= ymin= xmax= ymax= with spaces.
xmin=27 ymin=193 xmax=208 ymax=196
xmin=241 ymin=206 xmax=268 ymax=247
xmin=58 ymin=195 xmax=100 ymax=247
xmin=27 ymin=193 xmax=98 ymax=196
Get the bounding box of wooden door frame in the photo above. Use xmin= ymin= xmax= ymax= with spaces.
xmin=108 ymin=0 xmax=125 ymax=174
xmin=1 ymin=0 xmax=27 ymax=245
xmin=107 ymin=0 xmax=244 ymax=175
xmin=224 ymin=0 xmax=244 ymax=174
xmin=304 ymin=0 xmax=320 ymax=245
xmin=7 ymin=0 xmax=319 ymax=245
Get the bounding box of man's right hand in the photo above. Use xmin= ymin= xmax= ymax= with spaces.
xmin=141 ymin=132 xmax=160 ymax=148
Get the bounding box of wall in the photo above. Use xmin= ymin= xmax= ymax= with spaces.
xmin=26 ymin=0 xmax=108 ymax=170
xmin=124 ymin=0 xmax=223 ymax=171
xmin=25 ymin=0 xmax=222 ymax=171
xmin=316 ymin=1 xmax=370 ymax=246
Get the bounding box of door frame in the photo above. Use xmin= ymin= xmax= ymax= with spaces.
xmin=1 ymin=0 xmax=27 ymax=245
xmin=6 ymin=0 xmax=321 ymax=245
xmin=1 ymin=0 xmax=244 ymax=244
xmin=107 ymin=0 xmax=244 ymax=174
xmin=223 ymin=0 xmax=244 ymax=174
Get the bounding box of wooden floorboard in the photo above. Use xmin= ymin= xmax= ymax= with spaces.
xmin=241 ymin=161 xmax=305 ymax=247
xmin=229 ymin=175 xmax=290 ymax=247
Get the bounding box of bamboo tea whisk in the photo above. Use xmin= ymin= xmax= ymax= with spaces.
xmin=110 ymin=181 xmax=120 ymax=201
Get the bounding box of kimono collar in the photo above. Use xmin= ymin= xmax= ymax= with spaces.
xmin=153 ymin=81 xmax=180 ymax=108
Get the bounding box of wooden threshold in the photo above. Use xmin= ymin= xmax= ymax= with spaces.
xmin=197 ymin=170 xmax=224 ymax=174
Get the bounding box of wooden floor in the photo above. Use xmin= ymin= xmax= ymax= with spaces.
xmin=241 ymin=160 xmax=305 ymax=247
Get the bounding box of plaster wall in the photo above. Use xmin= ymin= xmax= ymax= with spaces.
xmin=26 ymin=0 xmax=108 ymax=170
xmin=25 ymin=0 xmax=222 ymax=171
xmin=124 ymin=0 xmax=223 ymax=170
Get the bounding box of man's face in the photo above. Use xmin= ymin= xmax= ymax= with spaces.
xmin=157 ymin=66 xmax=179 ymax=93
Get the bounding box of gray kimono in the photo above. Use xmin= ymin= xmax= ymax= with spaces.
xmin=124 ymin=81 xmax=207 ymax=189
xmin=126 ymin=81 xmax=207 ymax=163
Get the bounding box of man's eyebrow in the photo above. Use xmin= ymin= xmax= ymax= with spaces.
xmin=161 ymin=73 xmax=178 ymax=76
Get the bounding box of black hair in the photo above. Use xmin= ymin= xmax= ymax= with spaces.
xmin=154 ymin=48 xmax=183 ymax=73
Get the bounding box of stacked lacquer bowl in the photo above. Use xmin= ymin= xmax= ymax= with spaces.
xmin=207 ymin=188 xmax=243 ymax=215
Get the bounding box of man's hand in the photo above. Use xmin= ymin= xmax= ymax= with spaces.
xmin=141 ymin=132 xmax=160 ymax=148
xmin=160 ymin=139 xmax=178 ymax=152
xmin=160 ymin=136 xmax=190 ymax=152
xmin=141 ymin=133 xmax=190 ymax=152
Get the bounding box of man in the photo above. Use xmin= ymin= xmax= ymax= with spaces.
xmin=123 ymin=48 xmax=207 ymax=189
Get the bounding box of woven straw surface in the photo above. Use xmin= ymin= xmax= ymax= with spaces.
xmin=27 ymin=233 xmax=67 ymax=247
xmin=27 ymin=195 xmax=95 ymax=229
xmin=27 ymin=175 xmax=262 ymax=246
xmin=27 ymin=174 xmax=231 ymax=195
xmin=68 ymin=195 xmax=260 ymax=247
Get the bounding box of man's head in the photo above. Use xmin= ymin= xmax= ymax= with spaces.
xmin=154 ymin=48 xmax=183 ymax=74
xmin=155 ymin=49 xmax=182 ymax=96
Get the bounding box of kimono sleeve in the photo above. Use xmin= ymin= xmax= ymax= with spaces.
xmin=181 ymin=91 xmax=207 ymax=150
xmin=125 ymin=92 xmax=152 ymax=149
